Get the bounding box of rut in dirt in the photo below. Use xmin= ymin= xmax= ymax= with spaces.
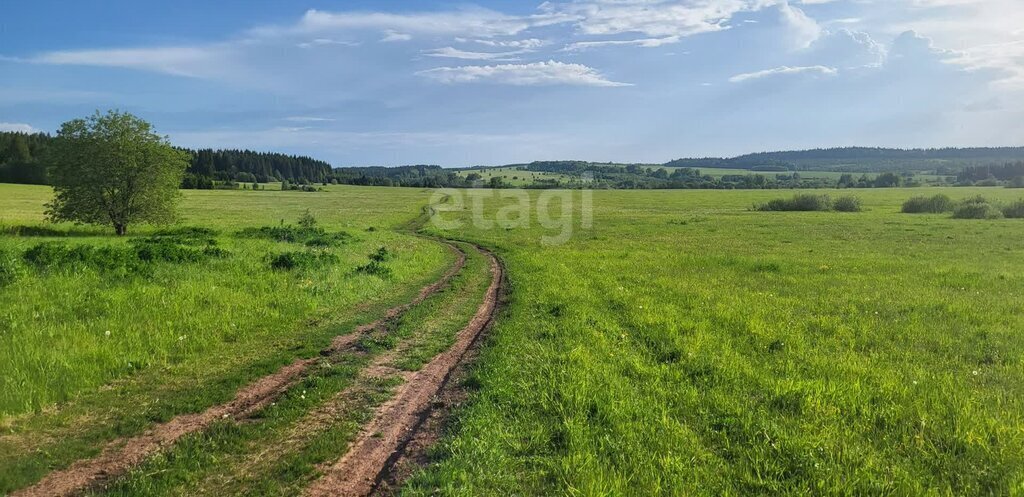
xmin=13 ymin=244 xmax=466 ymax=497
xmin=303 ymin=245 xmax=504 ymax=497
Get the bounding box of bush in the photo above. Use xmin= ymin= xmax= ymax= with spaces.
xmin=902 ymin=194 xmax=955 ymax=214
xmin=756 ymin=194 xmax=832 ymax=212
xmin=237 ymin=225 xmax=351 ymax=246
xmin=355 ymin=260 xmax=392 ymax=278
xmin=23 ymin=243 xmax=138 ymax=270
xmin=0 ymin=249 xmax=24 ymax=287
xmin=1002 ymin=200 xmax=1024 ymax=218
xmin=952 ymin=196 xmax=1003 ymax=219
xmin=133 ymin=239 xmax=227 ymax=262
xmin=368 ymin=246 xmax=392 ymax=262
xmin=269 ymin=250 xmax=339 ymax=270
xmin=298 ymin=209 xmax=317 ymax=229
xmin=832 ymin=196 xmax=863 ymax=212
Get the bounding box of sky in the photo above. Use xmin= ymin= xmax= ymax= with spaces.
xmin=1 ymin=0 xmax=1023 ymax=166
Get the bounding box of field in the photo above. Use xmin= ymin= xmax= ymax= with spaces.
xmin=2 ymin=184 xmax=1023 ymax=495
xmin=455 ymin=166 xmax=574 ymax=186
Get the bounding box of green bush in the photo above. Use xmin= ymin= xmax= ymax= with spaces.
xmin=832 ymin=196 xmax=863 ymax=212
xmin=1002 ymin=200 xmax=1024 ymax=218
xmin=268 ymin=251 xmax=339 ymax=270
xmin=23 ymin=243 xmax=139 ymax=270
xmin=0 ymin=249 xmax=24 ymax=287
xmin=756 ymin=194 xmax=833 ymax=212
xmin=355 ymin=260 xmax=392 ymax=278
xmin=952 ymin=196 xmax=1003 ymax=219
xmin=238 ymin=225 xmax=351 ymax=247
xmin=902 ymin=194 xmax=955 ymax=214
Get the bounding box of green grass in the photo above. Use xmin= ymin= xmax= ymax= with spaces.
xmin=409 ymin=187 xmax=1024 ymax=496
xmin=456 ymin=167 xmax=575 ymax=186
xmin=0 ymin=183 xmax=454 ymax=493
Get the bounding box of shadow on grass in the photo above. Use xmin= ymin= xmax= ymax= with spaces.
xmin=0 ymin=224 xmax=112 ymax=237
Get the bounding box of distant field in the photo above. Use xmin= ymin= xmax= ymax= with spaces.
xmin=455 ymin=166 xmax=575 ymax=186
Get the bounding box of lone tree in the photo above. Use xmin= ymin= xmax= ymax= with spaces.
xmin=46 ymin=110 xmax=190 ymax=235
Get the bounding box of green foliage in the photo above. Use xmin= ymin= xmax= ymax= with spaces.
xmin=355 ymin=247 xmax=395 ymax=277
xmin=45 ymin=111 xmax=190 ymax=235
xmin=1001 ymin=199 xmax=1024 ymax=218
xmin=832 ymin=196 xmax=863 ymax=212
xmin=755 ymin=194 xmax=833 ymax=211
xmin=23 ymin=243 xmax=139 ymax=271
xmin=902 ymin=194 xmax=955 ymax=213
xmin=237 ymin=225 xmax=351 ymax=247
xmin=0 ymin=249 xmax=24 ymax=287
xmin=268 ymin=250 xmax=339 ymax=271
xmin=297 ymin=209 xmax=317 ymax=230
xmin=952 ymin=196 xmax=1003 ymax=219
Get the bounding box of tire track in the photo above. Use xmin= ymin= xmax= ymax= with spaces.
xmin=303 ymin=245 xmax=504 ymax=497
xmin=13 ymin=244 xmax=466 ymax=497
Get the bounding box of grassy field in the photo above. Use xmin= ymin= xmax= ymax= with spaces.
xmin=412 ymin=187 xmax=1024 ymax=495
xmin=0 ymin=184 xmax=459 ymax=492
xmin=2 ymin=183 xmax=1023 ymax=495
xmin=456 ymin=167 xmax=575 ymax=186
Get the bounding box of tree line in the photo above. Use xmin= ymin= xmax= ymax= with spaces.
xmin=0 ymin=131 xmax=332 ymax=188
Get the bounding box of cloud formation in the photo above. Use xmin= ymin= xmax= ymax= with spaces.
xmin=0 ymin=122 xmax=38 ymax=133
xmin=729 ymin=65 xmax=838 ymax=82
xmin=418 ymin=60 xmax=631 ymax=87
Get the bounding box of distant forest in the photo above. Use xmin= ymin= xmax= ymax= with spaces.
xmin=4 ymin=132 xmax=1024 ymax=190
xmin=665 ymin=146 xmax=1024 ymax=174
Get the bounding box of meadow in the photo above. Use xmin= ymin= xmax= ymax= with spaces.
xmin=0 ymin=184 xmax=460 ymax=492
xmin=412 ymin=187 xmax=1024 ymax=496
xmin=1 ymin=183 xmax=1022 ymax=495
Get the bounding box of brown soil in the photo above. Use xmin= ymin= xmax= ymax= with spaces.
xmin=303 ymin=247 xmax=503 ymax=497
xmin=12 ymin=245 xmax=466 ymax=497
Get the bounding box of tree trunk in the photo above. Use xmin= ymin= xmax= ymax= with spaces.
xmin=115 ymin=223 xmax=127 ymax=236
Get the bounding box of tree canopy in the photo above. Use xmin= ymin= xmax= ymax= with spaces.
xmin=46 ymin=111 xmax=190 ymax=235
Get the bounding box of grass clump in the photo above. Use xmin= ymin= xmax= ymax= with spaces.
xmin=268 ymin=250 xmax=339 ymax=271
xmin=902 ymin=194 xmax=955 ymax=214
xmin=832 ymin=196 xmax=863 ymax=212
xmin=952 ymin=196 xmax=1003 ymax=219
xmin=756 ymin=194 xmax=832 ymax=212
xmin=0 ymin=249 xmax=24 ymax=287
xmin=1001 ymin=199 xmax=1024 ymax=218
xmin=238 ymin=226 xmax=351 ymax=247
xmin=23 ymin=243 xmax=139 ymax=271
xmin=355 ymin=247 xmax=394 ymax=278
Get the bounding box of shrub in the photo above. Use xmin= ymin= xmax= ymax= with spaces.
xmin=952 ymin=196 xmax=1003 ymax=219
xmin=756 ymin=194 xmax=832 ymax=212
xmin=134 ymin=239 xmax=227 ymax=263
xmin=902 ymin=194 xmax=955 ymax=214
xmin=0 ymin=249 xmax=24 ymax=287
xmin=269 ymin=251 xmax=339 ymax=270
xmin=355 ymin=260 xmax=392 ymax=278
xmin=237 ymin=225 xmax=351 ymax=246
xmin=1002 ymin=200 xmax=1024 ymax=219
xmin=369 ymin=246 xmax=393 ymax=262
xmin=832 ymin=196 xmax=863 ymax=212
xmin=23 ymin=243 xmax=138 ymax=270
xmin=298 ymin=209 xmax=317 ymax=229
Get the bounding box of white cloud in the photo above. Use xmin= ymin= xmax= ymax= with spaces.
xmin=297 ymin=38 xmax=359 ymax=49
xmin=30 ymin=46 xmax=229 ymax=79
xmin=779 ymin=2 xmax=822 ymax=49
xmin=539 ymin=0 xmax=777 ymax=38
xmin=423 ymin=47 xmax=526 ymax=61
xmin=418 ymin=60 xmax=631 ymax=87
xmin=284 ymin=116 xmax=335 ymax=122
xmin=380 ymin=31 xmax=412 ymax=42
xmin=469 ymin=38 xmax=548 ymax=49
xmin=729 ymin=65 xmax=838 ymax=82
xmin=0 ymin=122 xmax=38 ymax=133
xmin=562 ymin=36 xmax=681 ymax=51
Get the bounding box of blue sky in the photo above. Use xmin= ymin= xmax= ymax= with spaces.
xmin=2 ymin=0 xmax=1022 ymax=166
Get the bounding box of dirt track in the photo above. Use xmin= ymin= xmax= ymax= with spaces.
xmin=303 ymin=245 xmax=503 ymax=497
xmin=13 ymin=244 xmax=467 ymax=497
